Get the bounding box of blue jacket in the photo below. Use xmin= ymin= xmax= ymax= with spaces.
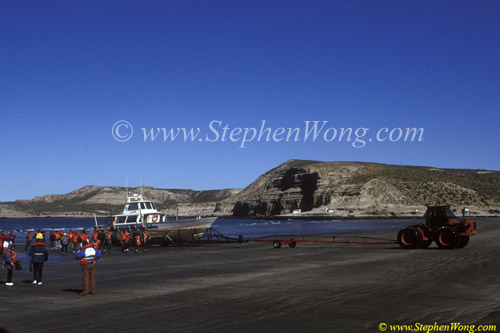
xmin=30 ymin=242 xmax=49 ymax=264
xmin=75 ymin=244 xmax=102 ymax=265
xmin=3 ymin=243 xmax=15 ymax=269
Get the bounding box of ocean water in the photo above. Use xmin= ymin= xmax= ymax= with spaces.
xmin=0 ymin=217 xmax=421 ymax=240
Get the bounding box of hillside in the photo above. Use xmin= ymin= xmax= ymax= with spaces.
xmin=0 ymin=186 xmax=241 ymax=217
xmin=220 ymin=160 xmax=500 ymax=217
xmin=1 ymin=160 xmax=499 ymax=218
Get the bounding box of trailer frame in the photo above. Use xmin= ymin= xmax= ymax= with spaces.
xmin=250 ymin=234 xmax=398 ymax=248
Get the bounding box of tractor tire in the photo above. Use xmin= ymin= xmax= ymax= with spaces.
xmin=456 ymin=236 xmax=470 ymax=248
xmin=273 ymin=240 xmax=282 ymax=249
xmin=435 ymin=226 xmax=460 ymax=249
xmin=419 ymin=239 xmax=432 ymax=249
xmin=397 ymin=227 xmax=422 ymax=249
xmin=288 ymin=241 xmax=297 ymax=248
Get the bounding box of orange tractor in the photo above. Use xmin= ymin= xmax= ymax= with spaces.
xmin=397 ymin=206 xmax=476 ymax=249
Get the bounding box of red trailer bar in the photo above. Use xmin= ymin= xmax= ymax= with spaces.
xmin=250 ymin=234 xmax=398 ymax=248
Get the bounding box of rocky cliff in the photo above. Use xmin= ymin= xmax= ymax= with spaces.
xmin=220 ymin=160 xmax=500 ymax=216
xmin=1 ymin=160 xmax=499 ymax=218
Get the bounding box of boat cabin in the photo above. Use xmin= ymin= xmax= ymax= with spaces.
xmin=113 ymin=194 xmax=167 ymax=226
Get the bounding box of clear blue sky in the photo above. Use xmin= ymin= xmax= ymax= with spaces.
xmin=1 ymin=0 xmax=499 ymax=202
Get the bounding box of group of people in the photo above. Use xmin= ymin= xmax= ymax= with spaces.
xmin=2 ymin=227 xmax=152 ymax=293
xmin=1 ymin=230 xmax=103 ymax=295
xmin=118 ymin=229 xmax=151 ymax=253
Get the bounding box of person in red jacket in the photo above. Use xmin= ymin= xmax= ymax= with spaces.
xmin=3 ymin=237 xmax=16 ymax=286
xmin=75 ymin=241 xmax=102 ymax=295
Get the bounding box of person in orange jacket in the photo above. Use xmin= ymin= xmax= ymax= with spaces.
xmin=105 ymin=231 xmax=113 ymax=252
xmin=120 ymin=230 xmax=129 ymax=252
xmin=142 ymin=229 xmax=150 ymax=251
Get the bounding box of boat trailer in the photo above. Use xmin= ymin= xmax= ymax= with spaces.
xmin=250 ymin=234 xmax=398 ymax=248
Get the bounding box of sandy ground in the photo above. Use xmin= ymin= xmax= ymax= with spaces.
xmin=0 ymin=219 xmax=499 ymax=332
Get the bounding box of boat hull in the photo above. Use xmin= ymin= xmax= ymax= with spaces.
xmin=113 ymin=217 xmax=217 ymax=244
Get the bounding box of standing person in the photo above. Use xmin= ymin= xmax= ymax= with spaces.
xmin=105 ymin=230 xmax=113 ymax=252
xmin=3 ymin=237 xmax=16 ymax=286
xmin=60 ymin=233 xmax=69 ymax=255
xmin=71 ymin=231 xmax=78 ymax=252
xmin=29 ymin=240 xmax=48 ymax=285
xmin=9 ymin=231 xmax=16 ymax=248
xmin=120 ymin=230 xmax=129 ymax=252
xmin=132 ymin=230 xmax=142 ymax=252
xmin=75 ymin=241 xmax=102 ymax=295
xmin=25 ymin=231 xmax=33 ymax=251
xmin=49 ymin=232 xmax=56 ymax=249
xmin=142 ymin=229 xmax=150 ymax=251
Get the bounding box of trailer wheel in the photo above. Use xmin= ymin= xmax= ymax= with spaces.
xmin=288 ymin=241 xmax=297 ymax=248
xmin=273 ymin=240 xmax=282 ymax=249
xmin=435 ymin=226 xmax=460 ymax=249
xmin=397 ymin=227 xmax=422 ymax=249
xmin=419 ymin=239 xmax=432 ymax=249
xmin=456 ymin=236 xmax=470 ymax=248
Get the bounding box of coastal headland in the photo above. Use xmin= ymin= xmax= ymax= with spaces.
xmin=1 ymin=160 xmax=499 ymax=219
xmin=0 ymin=218 xmax=499 ymax=332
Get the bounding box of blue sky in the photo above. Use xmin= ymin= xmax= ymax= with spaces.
xmin=1 ymin=0 xmax=499 ymax=201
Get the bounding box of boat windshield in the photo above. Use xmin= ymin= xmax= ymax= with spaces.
xmin=116 ymin=216 xmax=126 ymax=224
xmin=126 ymin=215 xmax=137 ymax=223
xmin=126 ymin=203 xmax=139 ymax=211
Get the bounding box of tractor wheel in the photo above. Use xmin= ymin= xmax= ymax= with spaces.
xmin=397 ymin=227 xmax=422 ymax=249
xmin=456 ymin=236 xmax=470 ymax=248
xmin=419 ymin=239 xmax=432 ymax=249
xmin=273 ymin=240 xmax=282 ymax=249
xmin=435 ymin=226 xmax=460 ymax=249
xmin=288 ymin=241 xmax=297 ymax=248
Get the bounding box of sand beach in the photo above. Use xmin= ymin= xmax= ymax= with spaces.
xmin=0 ymin=219 xmax=499 ymax=332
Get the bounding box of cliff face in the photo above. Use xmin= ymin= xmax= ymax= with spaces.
xmin=221 ymin=160 xmax=500 ymax=216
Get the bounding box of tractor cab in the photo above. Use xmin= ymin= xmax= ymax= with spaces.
xmin=424 ymin=205 xmax=458 ymax=229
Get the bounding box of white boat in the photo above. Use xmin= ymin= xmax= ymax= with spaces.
xmin=111 ymin=194 xmax=217 ymax=244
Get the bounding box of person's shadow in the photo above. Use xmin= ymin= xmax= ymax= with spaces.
xmin=62 ymin=289 xmax=82 ymax=294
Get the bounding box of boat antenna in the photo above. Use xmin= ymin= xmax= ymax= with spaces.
xmin=140 ymin=177 xmax=143 ymax=197
xmin=126 ymin=176 xmax=129 ymax=199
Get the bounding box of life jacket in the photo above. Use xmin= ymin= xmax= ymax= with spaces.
xmin=81 ymin=233 xmax=88 ymax=242
xmin=106 ymin=231 xmax=112 ymax=240
xmin=135 ymin=235 xmax=142 ymax=246
xmin=79 ymin=243 xmax=97 ymax=265
xmin=143 ymin=231 xmax=150 ymax=239
xmin=4 ymin=248 xmax=18 ymax=263
xmin=93 ymin=232 xmax=98 ymax=241
xmin=121 ymin=231 xmax=129 ymax=242
xmin=26 ymin=233 xmax=32 ymax=241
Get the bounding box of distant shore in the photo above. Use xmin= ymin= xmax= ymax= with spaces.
xmin=1 ymin=213 xmax=497 ymax=220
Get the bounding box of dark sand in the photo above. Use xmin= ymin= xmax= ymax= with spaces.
xmin=1 ymin=219 xmax=499 ymax=332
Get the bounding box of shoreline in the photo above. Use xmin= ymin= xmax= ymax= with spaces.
xmin=1 ymin=214 xmax=497 ymax=220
